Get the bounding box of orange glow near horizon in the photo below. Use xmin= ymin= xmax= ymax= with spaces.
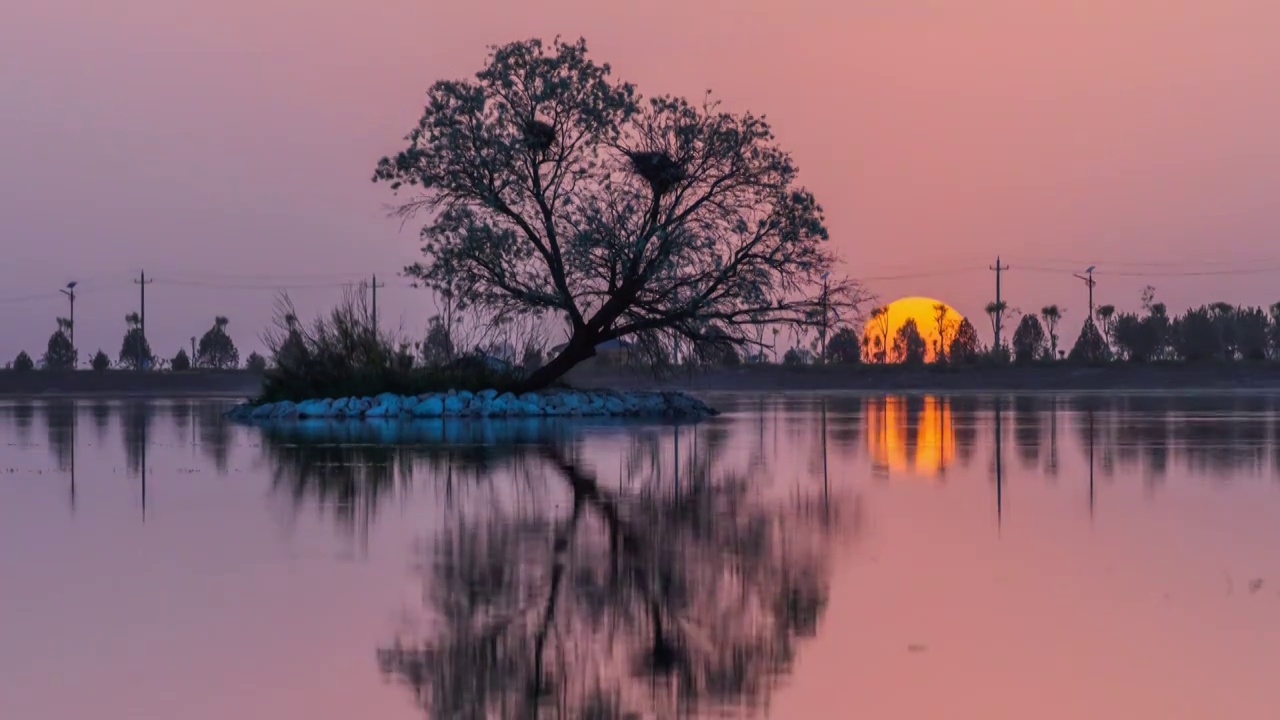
xmin=867 ymin=396 xmax=956 ymax=478
xmin=862 ymin=297 xmax=964 ymax=363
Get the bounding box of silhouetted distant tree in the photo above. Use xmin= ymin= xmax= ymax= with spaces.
xmin=868 ymin=306 xmax=891 ymax=364
xmin=91 ymin=350 xmax=110 ymax=372
xmin=12 ymin=351 xmax=35 ymax=372
xmin=419 ymin=315 xmax=456 ymax=367
xmin=1112 ymin=312 xmax=1156 ymax=362
xmin=196 ymin=316 xmax=239 ymax=369
xmin=893 ymin=318 xmax=927 ymax=365
xmin=245 ymin=352 xmax=268 ymax=372
xmin=171 ymin=348 xmax=191 ymax=371
xmin=1068 ymin=318 xmax=1108 ymax=364
xmin=374 ymin=37 xmax=865 ymax=391
xmin=1012 ymin=315 xmax=1047 ymax=364
xmin=1173 ymin=306 xmax=1220 ymax=362
xmin=984 ymin=301 xmax=1009 ymax=363
xmin=118 ymin=312 xmax=153 ymax=370
xmin=783 ymin=346 xmax=812 ymax=365
xmin=1095 ymin=304 xmax=1116 ymax=348
xmin=1040 ymin=305 xmax=1062 ymax=359
xmin=932 ymin=303 xmax=956 ymax=362
xmin=826 ymin=326 xmax=861 ymax=365
xmin=1235 ymin=306 xmax=1269 ymax=361
xmin=42 ymin=317 xmax=77 ymax=370
xmin=1270 ymin=303 xmax=1280 ymax=360
xmin=948 ymin=318 xmax=980 ymax=364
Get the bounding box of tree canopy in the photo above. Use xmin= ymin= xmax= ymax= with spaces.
xmin=118 ymin=313 xmax=153 ymax=370
xmin=42 ymin=318 xmax=77 ymax=370
xmin=171 ymin=348 xmax=191 ymax=371
xmin=1012 ymin=315 xmax=1047 ymax=364
xmin=892 ymin=318 xmax=927 ymax=365
xmin=196 ymin=316 xmax=240 ymax=369
xmin=12 ymin=351 xmax=34 ymax=372
xmin=375 ymin=38 xmax=863 ymax=390
xmin=948 ymin=318 xmax=981 ymax=364
xmin=826 ymin=326 xmax=861 ymax=365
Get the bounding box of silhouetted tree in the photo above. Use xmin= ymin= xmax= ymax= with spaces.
xmin=245 ymin=352 xmax=268 ymax=372
xmin=1068 ymin=318 xmax=1108 ymax=364
xmin=1040 ymin=305 xmax=1062 ymax=359
xmin=867 ymin=306 xmax=891 ymax=363
xmin=1095 ymin=304 xmax=1116 ymax=348
xmin=42 ymin=317 xmax=77 ymax=370
xmin=984 ymin=301 xmax=1009 ymax=363
xmin=948 ymin=318 xmax=980 ymax=364
xmin=932 ymin=302 xmax=956 ymax=362
xmin=171 ymin=348 xmax=191 ymax=371
xmin=12 ymin=351 xmax=35 ymax=372
xmin=420 ymin=315 xmax=456 ymax=367
xmin=1112 ymin=312 xmax=1158 ymax=362
xmin=374 ymin=38 xmax=865 ymax=391
xmin=1235 ymin=306 xmax=1269 ymax=361
xmin=91 ymin=350 xmax=110 ymax=372
xmin=118 ymin=312 xmax=153 ymax=370
xmin=893 ymin=318 xmax=927 ymax=365
xmin=1270 ymin=302 xmax=1280 ymax=360
xmin=783 ymin=346 xmax=811 ymax=365
xmin=826 ymin=326 xmax=861 ymax=365
xmin=1173 ymin=306 xmax=1220 ymax=362
xmin=1012 ymin=315 xmax=1047 ymax=364
xmin=196 ymin=316 xmax=239 ymax=369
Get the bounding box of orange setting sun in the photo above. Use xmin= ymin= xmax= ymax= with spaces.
xmin=862 ymin=296 xmax=964 ymax=363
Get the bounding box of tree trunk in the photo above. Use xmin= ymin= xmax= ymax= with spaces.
xmin=514 ymin=332 xmax=598 ymax=392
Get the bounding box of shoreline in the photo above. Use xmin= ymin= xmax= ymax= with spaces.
xmin=5 ymin=363 xmax=1280 ymax=399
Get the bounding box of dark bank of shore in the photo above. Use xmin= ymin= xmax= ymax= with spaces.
xmin=0 ymin=370 xmax=263 ymax=398
xmin=5 ymin=363 xmax=1280 ymax=399
xmin=565 ymin=362 xmax=1280 ymax=394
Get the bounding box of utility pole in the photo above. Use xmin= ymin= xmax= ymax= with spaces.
xmin=134 ymin=271 xmax=153 ymax=370
xmin=1073 ymin=265 xmax=1097 ymax=320
xmin=820 ymin=272 xmax=830 ymax=364
xmin=370 ymin=274 xmax=386 ymax=333
xmin=989 ymin=256 xmax=1010 ymax=351
xmin=60 ymin=281 xmax=77 ymax=362
xmin=190 ymin=336 xmax=196 ymax=366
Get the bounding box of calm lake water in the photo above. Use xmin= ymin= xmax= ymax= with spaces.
xmin=3 ymin=394 xmax=1280 ymax=719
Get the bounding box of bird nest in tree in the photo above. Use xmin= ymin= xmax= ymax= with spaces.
xmin=522 ymin=119 xmax=556 ymax=153
xmin=626 ymin=150 xmax=686 ymax=194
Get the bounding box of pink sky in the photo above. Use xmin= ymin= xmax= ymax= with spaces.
xmin=4 ymin=0 xmax=1280 ymax=362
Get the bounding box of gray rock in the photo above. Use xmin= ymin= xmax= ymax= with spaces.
xmin=250 ymin=403 xmax=276 ymax=419
xmin=443 ymin=395 xmax=466 ymax=414
xmin=478 ymin=388 xmax=498 ymax=401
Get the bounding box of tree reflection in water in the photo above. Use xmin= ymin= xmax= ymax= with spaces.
xmin=378 ymin=440 xmax=848 ymax=719
xmin=258 ymin=418 xmax=853 ymax=719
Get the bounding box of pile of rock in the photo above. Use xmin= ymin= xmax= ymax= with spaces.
xmin=225 ymin=389 xmax=716 ymax=422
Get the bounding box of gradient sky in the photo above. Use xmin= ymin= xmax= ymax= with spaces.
xmin=4 ymin=0 xmax=1280 ymax=362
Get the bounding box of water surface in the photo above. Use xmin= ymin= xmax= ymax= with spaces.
xmin=2 ymin=394 xmax=1279 ymax=719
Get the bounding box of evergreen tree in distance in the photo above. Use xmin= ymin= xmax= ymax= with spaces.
xmin=12 ymin=351 xmax=35 ymax=372
xmin=1012 ymin=315 xmax=1047 ymax=364
xmin=119 ymin=312 xmax=153 ymax=370
xmin=42 ymin=317 xmax=77 ymax=370
xmin=245 ymin=352 xmax=267 ymax=372
xmin=825 ymin=326 xmax=862 ymax=365
xmin=947 ymin=318 xmax=981 ymax=364
xmin=91 ymin=350 xmax=111 ymax=372
xmin=171 ymin=348 xmax=191 ymax=371
xmin=196 ymin=316 xmax=239 ymax=369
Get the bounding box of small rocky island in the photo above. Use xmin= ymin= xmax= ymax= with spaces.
xmin=225 ymin=388 xmax=716 ymax=422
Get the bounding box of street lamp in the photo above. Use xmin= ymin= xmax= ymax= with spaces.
xmin=1073 ymin=265 xmax=1096 ymax=320
xmin=60 ymin=281 xmax=77 ymax=366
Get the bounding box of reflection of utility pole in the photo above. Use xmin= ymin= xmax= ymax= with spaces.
xmin=821 ymin=398 xmax=830 ymax=517
xmin=1074 ymin=265 xmax=1097 ymax=320
xmin=989 ymin=256 xmax=1009 ymax=350
xmin=994 ymin=396 xmax=1004 ymax=531
xmin=69 ymin=404 xmax=76 ymax=515
xmin=1088 ymin=408 xmax=1096 ymax=521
